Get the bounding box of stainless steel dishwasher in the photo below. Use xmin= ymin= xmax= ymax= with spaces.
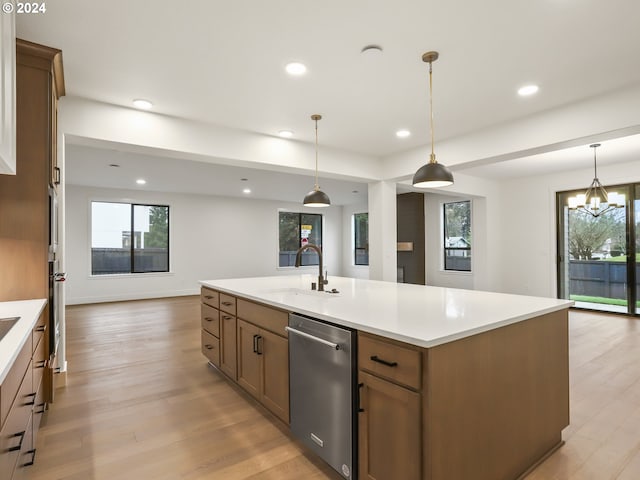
xmin=287 ymin=313 xmax=358 ymax=479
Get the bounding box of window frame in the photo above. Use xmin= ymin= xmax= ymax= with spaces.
xmin=277 ymin=210 xmax=324 ymax=268
xmin=353 ymin=212 xmax=369 ymax=266
xmin=90 ymin=201 xmax=171 ymax=276
xmin=442 ymin=200 xmax=472 ymax=272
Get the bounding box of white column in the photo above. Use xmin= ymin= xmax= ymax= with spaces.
xmin=368 ymin=181 xmax=397 ymax=282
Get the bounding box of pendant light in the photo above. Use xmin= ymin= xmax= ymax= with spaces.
xmin=412 ymin=51 xmax=454 ymax=188
xmin=303 ymin=114 xmax=331 ymax=207
xmin=567 ymin=143 xmax=625 ymax=217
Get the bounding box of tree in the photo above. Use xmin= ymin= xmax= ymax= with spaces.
xmin=144 ymin=206 xmax=169 ymax=248
xmin=444 ymin=201 xmax=471 ymax=242
xmin=568 ymin=209 xmax=625 ymax=260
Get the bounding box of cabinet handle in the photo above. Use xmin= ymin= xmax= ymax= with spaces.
xmin=252 ymin=334 xmax=258 ymax=353
xmin=357 ymin=383 xmax=365 ymax=413
xmin=24 ymin=449 xmax=37 ymax=466
xmin=256 ymin=335 xmax=263 ymax=355
xmin=222 ymin=315 xmax=232 ymax=320
xmin=35 ymin=325 xmax=46 ymax=332
xmin=370 ymin=355 xmax=398 ymax=367
xmin=25 ymin=393 xmax=37 ymax=406
xmin=221 ymin=301 xmax=233 ymax=306
xmin=204 ymin=317 xmax=214 ymax=322
xmin=8 ymin=431 xmax=26 ymax=452
xmin=204 ymin=295 xmax=214 ymax=299
xmin=35 ymin=360 xmax=46 ymax=369
xmin=54 ymin=166 xmax=61 ymax=185
xmin=204 ymin=344 xmax=213 ymax=350
xmin=36 ymin=403 xmax=46 ymax=414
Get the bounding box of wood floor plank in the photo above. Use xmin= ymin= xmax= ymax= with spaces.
xmin=26 ymin=298 xmax=640 ymax=479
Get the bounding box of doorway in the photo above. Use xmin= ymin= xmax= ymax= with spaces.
xmin=557 ymin=184 xmax=639 ymax=315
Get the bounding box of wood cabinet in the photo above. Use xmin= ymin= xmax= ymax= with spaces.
xmin=200 ymin=288 xmax=289 ymax=424
xmin=0 ymin=312 xmax=48 ymax=480
xmin=358 ymin=333 xmax=423 ymax=480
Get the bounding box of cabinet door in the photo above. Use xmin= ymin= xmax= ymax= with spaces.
xmin=358 ymin=371 xmax=421 ymax=480
xmin=236 ymin=319 xmax=260 ymax=399
xmin=260 ymin=329 xmax=289 ymax=424
xmin=219 ymin=313 xmax=237 ymax=380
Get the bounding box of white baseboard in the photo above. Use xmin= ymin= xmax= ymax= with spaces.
xmin=66 ymin=288 xmax=200 ymax=305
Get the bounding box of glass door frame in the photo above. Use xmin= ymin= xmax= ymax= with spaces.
xmin=556 ymin=182 xmax=638 ymax=316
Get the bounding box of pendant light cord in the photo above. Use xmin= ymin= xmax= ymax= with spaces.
xmin=593 ymin=145 xmax=598 ymax=180
xmin=314 ymin=117 xmax=319 ymax=190
xmin=429 ymin=61 xmax=435 ymax=163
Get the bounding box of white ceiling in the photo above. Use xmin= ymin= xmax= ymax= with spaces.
xmin=15 ymin=0 xmax=640 ymax=195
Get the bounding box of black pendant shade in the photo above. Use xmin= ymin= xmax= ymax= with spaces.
xmin=412 ymin=158 xmax=454 ymax=188
xmin=303 ymin=188 xmax=331 ymax=207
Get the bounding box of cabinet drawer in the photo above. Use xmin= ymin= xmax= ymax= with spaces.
xmin=32 ymin=312 xmax=46 ymax=354
xmin=201 ymin=304 xmax=220 ymax=337
xmin=219 ymin=294 xmax=237 ymax=315
xmin=358 ymin=333 xmax=422 ymax=390
xmin=32 ymin=337 xmax=46 ymax=393
xmin=237 ymin=299 xmax=288 ymax=337
xmin=201 ymin=330 xmax=220 ymax=367
xmin=201 ymin=288 xmax=219 ymax=308
xmin=1 ymin=338 xmax=32 ymax=429
xmin=0 ymin=362 xmax=34 ymax=478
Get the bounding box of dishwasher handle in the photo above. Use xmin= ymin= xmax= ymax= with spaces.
xmin=285 ymin=326 xmax=341 ymax=350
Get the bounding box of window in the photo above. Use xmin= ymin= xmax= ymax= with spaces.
xmin=91 ymin=202 xmax=169 ymax=275
xmin=354 ymin=212 xmax=369 ymax=265
xmin=443 ymin=200 xmax=471 ymax=271
xmin=279 ymin=212 xmax=322 ymax=267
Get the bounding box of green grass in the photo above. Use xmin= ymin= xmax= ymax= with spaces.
xmin=570 ymin=295 xmax=640 ymax=308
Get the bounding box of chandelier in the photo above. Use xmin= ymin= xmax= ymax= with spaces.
xmin=567 ymin=143 xmax=625 ymax=217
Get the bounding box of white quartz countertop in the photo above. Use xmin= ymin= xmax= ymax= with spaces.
xmin=200 ymin=275 xmax=573 ymax=348
xmin=0 ymin=299 xmax=47 ymax=384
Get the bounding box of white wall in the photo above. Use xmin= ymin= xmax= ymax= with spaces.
xmin=66 ymin=185 xmax=344 ymax=304
xmin=497 ymin=158 xmax=640 ymax=298
xmin=341 ymin=202 xmax=369 ymax=280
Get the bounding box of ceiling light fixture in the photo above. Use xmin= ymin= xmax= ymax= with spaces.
xmin=396 ymin=129 xmax=411 ymax=138
xmin=567 ymin=143 xmax=625 ymax=217
xmin=133 ymin=99 xmax=153 ymax=110
xmin=243 ymin=188 xmax=251 ymax=194
xmin=279 ymin=130 xmax=294 ymax=138
xmin=518 ymin=85 xmax=539 ymax=96
xmin=285 ymin=62 xmax=307 ymax=75
xmin=303 ymin=114 xmax=331 ymax=207
xmin=136 ymin=179 xmax=146 ymax=185
xmin=412 ymin=51 xmax=454 ymax=188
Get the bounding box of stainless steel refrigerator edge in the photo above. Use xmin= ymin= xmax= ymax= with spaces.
xmin=287 ymin=313 xmax=358 ymax=479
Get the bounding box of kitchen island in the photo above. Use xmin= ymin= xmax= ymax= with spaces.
xmin=200 ymin=275 xmax=573 ymax=480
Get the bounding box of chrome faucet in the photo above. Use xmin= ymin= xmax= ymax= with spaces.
xmin=295 ymin=243 xmax=328 ymax=291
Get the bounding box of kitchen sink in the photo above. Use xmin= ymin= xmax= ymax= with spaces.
xmin=0 ymin=317 xmax=20 ymax=341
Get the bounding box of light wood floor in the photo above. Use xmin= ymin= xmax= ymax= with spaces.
xmin=27 ymin=298 xmax=640 ymax=480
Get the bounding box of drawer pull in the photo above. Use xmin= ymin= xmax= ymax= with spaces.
xmin=25 ymin=392 xmax=37 ymax=406
xmin=370 ymin=355 xmax=398 ymax=367
xmin=36 ymin=403 xmax=46 ymax=414
xmin=35 ymin=325 xmax=46 ymax=332
xmin=204 ymin=295 xmax=214 ymax=299
xmin=221 ymin=301 xmax=233 ymax=306
xmin=205 ymin=344 xmax=214 ymax=350
xmin=8 ymin=431 xmax=26 ymax=451
xmin=205 ymin=317 xmax=214 ymax=322
xmin=24 ymin=448 xmax=37 ymax=466
xmin=35 ymin=360 xmax=46 ymax=368
xmin=222 ymin=315 xmax=232 ymax=320
xmin=357 ymin=382 xmax=365 ymax=413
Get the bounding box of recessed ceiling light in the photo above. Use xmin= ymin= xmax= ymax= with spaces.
xmin=136 ymin=179 xmax=146 ymax=185
xmin=518 ymin=85 xmax=539 ymax=96
xmin=396 ymin=130 xmax=411 ymax=138
xmin=240 ymin=178 xmax=248 ymax=181
xmin=279 ymin=130 xmax=294 ymax=138
xmin=243 ymin=188 xmax=251 ymax=194
xmin=285 ymin=62 xmax=307 ymax=75
xmin=133 ymin=99 xmax=153 ymax=109
xmin=109 ymin=163 xmax=120 ymax=168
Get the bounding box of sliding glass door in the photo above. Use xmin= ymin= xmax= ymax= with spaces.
xmin=557 ymin=184 xmax=638 ymax=315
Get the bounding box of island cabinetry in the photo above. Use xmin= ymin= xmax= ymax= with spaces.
xmin=200 ymin=289 xmax=220 ymax=367
xmin=358 ymin=332 xmax=423 ymax=480
xmin=219 ymin=310 xmax=237 ymax=379
xmin=236 ymin=299 xmax=289 ymax=424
